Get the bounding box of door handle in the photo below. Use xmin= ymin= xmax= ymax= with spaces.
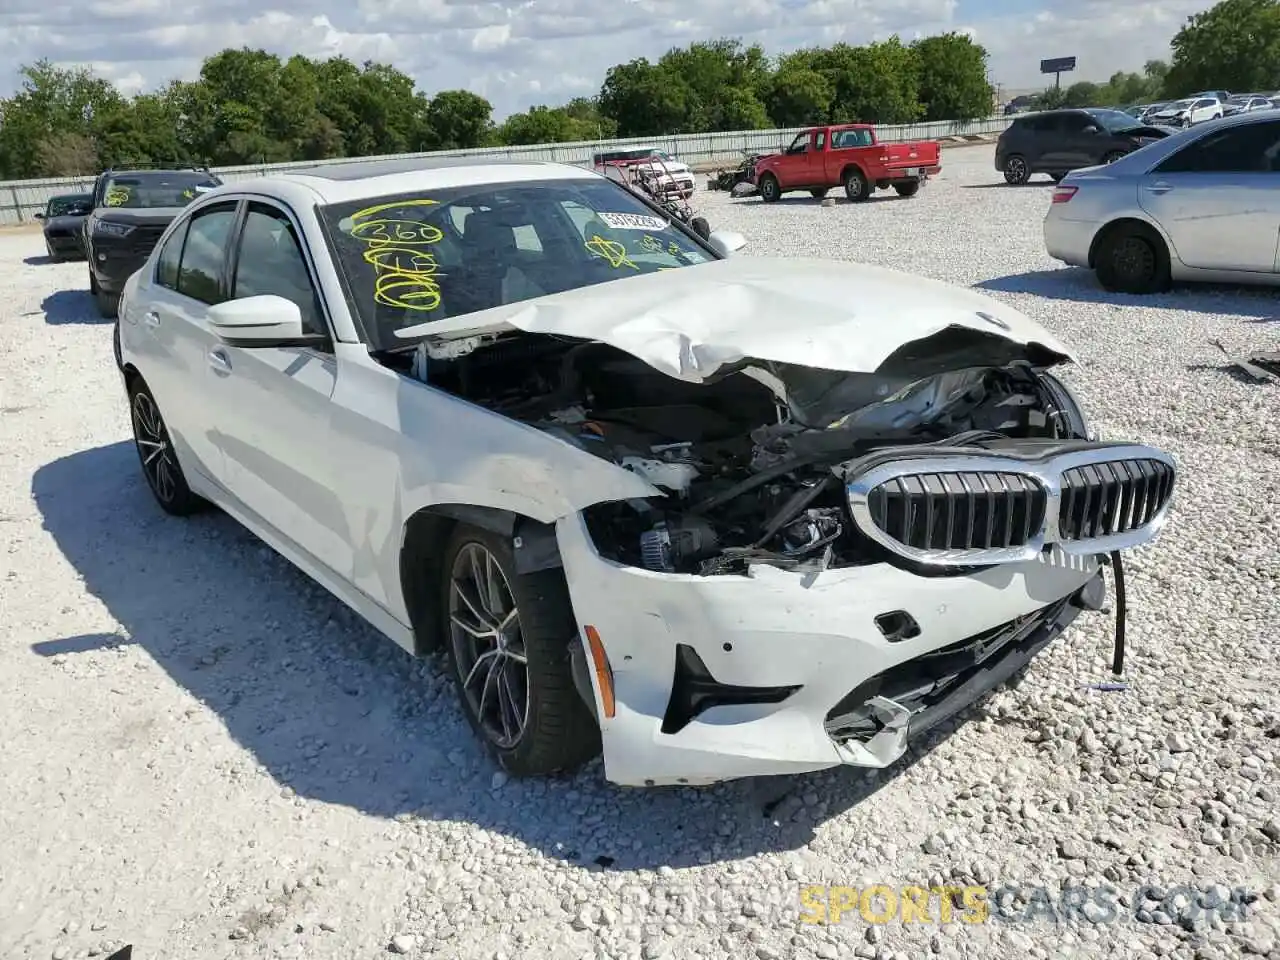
xmin=1146 ymin=182 xmax=1173 ymax=195
xmin=208 ymin=348 xmax=232 ymax=374
xmin=143 ymin=311 xmax=160 ymax=328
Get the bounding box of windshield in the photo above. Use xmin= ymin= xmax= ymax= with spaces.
xmin=1086 ymin=109 xmax=1145 ymax=132
xmin=100 ymin=172 xmax=220 ymax=209
xmin=46 ymin=194 xmax=91 ymax=217
xmin=320 ymin=177 xmax=717 ymax=349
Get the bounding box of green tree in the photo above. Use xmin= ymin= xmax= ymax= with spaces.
xmin=911 ymin=33 xmax=992 ymax=122
xmin=763 ymin=59 xmax=833 ymax=126
xmin=599 ymin=59 xmax=690 ymax=137
xmin=499 ymin=105 xmax=595 ymax=145
xmin=426 ymin=90 xmax=494 ymax=149
xmin=1166 ymin=0 xmax=1280 ymax=94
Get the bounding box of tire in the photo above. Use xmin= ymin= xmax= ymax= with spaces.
xmin=893 ymin=180 xmax=921 ymax=198
xmin=758 ymin=174 xmax=781 ymax=203
xmin=843 ymin=167 xmax=870 ymax=202
xmin=46 ymin=242 xmax=61 ymax=263
xmin=1003 ymin=155 xmax=1031 ymax=185
xmin=112 ymin=321 xmax=123 ymax=372
xmin=88 ymin=270 xmax=98 ymax=294
xmin=1101 ymin=151 xmax=1127 ymax=165
xmin=95 ymin=286 xmax=119 ymax=319
xmin=441 ymin=525 xmax=601 ymax=777
xmin=127 ymin=377 xmax=208 ymax=516
xmin=809 ymin=188 xmax=829 ymax=200
xmin=1094 ymin=223 xmax=1171 ymax=295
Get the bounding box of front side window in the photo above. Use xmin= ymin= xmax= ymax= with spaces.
xmin=787 ymin=134 xmax=807 ymax=153
xmin=232 ymin=203 xmax=326 ymax=336
xmin=1157 ymin=120 xmax=1280 ymax=174
xmin=100 ymin=172 xmax=221 ymax=210
xmin=320 ymin=177 xmax=716 ymax=349
xmin=176 ymin=202 xmax=238 ymax=305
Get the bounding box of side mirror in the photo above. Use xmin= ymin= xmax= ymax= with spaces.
xmin=207 ymin=295 xmax=321 ymax=348
xmin=689 ymin=217 xmax=711 ymax=240
xmin=707 ymin=229 xmax=747 ymax=257
xmin=1083 ymin=125 xmax=1101 ymax=134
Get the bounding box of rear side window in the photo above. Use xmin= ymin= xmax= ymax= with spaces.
xmin=1157 ymin=120 xmax=1280 ymax=174
xmin=176 ymin=202 xmax=239 ymax=305
xmin=155 ymin=220 xmax=190 ymax=290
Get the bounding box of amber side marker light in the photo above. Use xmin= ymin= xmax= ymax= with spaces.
xmin=584 ymin=625 xmax=616 ymax=719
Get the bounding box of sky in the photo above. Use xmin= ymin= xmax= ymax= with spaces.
xmin=0 ymin=0 xmax=1208 ymax=120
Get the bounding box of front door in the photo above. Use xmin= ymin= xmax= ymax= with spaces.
xmin=1139 ymin=118 xmax=1280 ymax=273
xmin=204 ymin=199 xmax=351 ymax=578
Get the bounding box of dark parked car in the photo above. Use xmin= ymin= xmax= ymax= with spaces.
xmin=34 ymin=192 xmax=93 ymax=261
xmin=995 ymin=108 xmax=1177 ymax=184
xmin=83 ymin=166 xmax=223 ymax=318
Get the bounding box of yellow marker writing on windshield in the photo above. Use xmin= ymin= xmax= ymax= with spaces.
xmin=639 ymin=234 xmax=664 ymax=254
xmin=585 ymin=234 xmax=638 ymax=270
xmin=104 ymin=187 xmax=130 ymax=207
xmin=347 ymin=199 xmax=444 ymax=311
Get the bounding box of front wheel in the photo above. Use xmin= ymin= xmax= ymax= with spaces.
xmin=1094 ymin=224 xmax=1171 ymax=295
xmin=758 ymin=174 xmax=781 ymax=203
xmin=1003 ymin=155 xmax=1031 ymax=185
xmin=128 ymin=378 xmax=208 ymax=516
xmin=95 ymin=286 xmax=118 ymax=319
xmin=893 ymin=180 xmax=921 ymax=198
xmin=441 ymin=525 xmax=601 ymax=777
xmin=843 ymin=167 xmax=870 ymax=201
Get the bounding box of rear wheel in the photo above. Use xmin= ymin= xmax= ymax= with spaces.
xmin=843 ymin=167 xmax=870 ymax=201
xmin=1094 ymin=223 xmax=1171 ymax=295
xmin=758 ymin=174 xmax=781 ymax=203
xmin=441 ymin=525 xmax=601 ymax=777
xmin=128 ymin=378 xmax=208 ymax=516
xmin=1003 ymin=155 xmax=1031 ymax=185
xmin=893 ymin=180 xmax=921 ymax=198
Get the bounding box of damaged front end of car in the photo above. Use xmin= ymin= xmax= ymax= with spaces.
xmin=402 ymin=302 xmax=1176 ymax=785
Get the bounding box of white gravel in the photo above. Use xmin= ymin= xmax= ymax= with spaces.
xmin=2 ymin=145 xmax=1279 ymax=960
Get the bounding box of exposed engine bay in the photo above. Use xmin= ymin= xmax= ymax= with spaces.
xmin=382 ymin=328 xmax=1095 ymax=577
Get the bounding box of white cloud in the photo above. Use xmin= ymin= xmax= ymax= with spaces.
xmin=0 ymin=0 xmax=1202 ymax=120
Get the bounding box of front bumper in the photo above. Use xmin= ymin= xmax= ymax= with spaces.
xmin=90 ymin=246 xmax=149 ymax=293
xmin=1043 ymin=210 xmax=1098 ymax=267
xmin=555 ymin=511 xmax=1100 ymax=787
xmin=44 ymin=231 xmax=84 ymax=258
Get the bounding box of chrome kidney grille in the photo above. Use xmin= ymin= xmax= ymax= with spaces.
xmin=846 ymin=444 xmax=1177 ymax=566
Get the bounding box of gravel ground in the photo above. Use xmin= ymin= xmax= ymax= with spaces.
xmin=2 ymin=145 xmax=1278 ymax=960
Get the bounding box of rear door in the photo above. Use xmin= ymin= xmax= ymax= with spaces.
xmin=135 ymin=199 xmax=242 ymax=485
xmin=1139 ymin=118 xmax=1280 ymax=272
xmin=1055 ymin=112 xmax=1103 ymax=168
xmin=203 ymin=198 xmax=348 ymax=576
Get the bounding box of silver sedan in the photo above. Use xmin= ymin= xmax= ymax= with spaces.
xmin=1043 ymin=111 xmax=1280 ymax=293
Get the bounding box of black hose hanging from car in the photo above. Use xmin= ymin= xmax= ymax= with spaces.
xmin=1110 ymin=549 xmax=1127 ymax=675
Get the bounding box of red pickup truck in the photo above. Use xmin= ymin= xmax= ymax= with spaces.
xmin=752 ymin=124 xmax=942 ymax=203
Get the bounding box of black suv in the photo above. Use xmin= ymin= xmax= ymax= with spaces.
xmin=994 ymin=108 xmax=1176 ymax=185
xmin=83 ymin=166 xmax=223 ymax=317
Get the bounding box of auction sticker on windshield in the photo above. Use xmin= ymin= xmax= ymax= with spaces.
xmin=598 ymin=212 xmax=669 ymax=230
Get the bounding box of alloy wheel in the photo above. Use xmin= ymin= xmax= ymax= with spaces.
xmin=448 ymin=542 xmax=530 ymax=750
xmin=1005 ymin=157 xmax=1028 ymax=183
xmin=131 ymin=391 xmax=178 ymax=504
xmin=1112 ymin=235 xmax=1155 ymax=284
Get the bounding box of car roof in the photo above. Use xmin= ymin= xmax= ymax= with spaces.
xmin=244 ymin=157 xmax=609 ymax=206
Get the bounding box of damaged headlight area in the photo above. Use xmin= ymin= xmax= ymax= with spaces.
xmin=399 ymin=330 xmax=1164 ymax=579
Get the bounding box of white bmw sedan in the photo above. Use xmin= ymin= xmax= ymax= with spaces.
xmin=1044 ymin=111 xmax=1280 ymax=293
xmin=114 ymin=156 xmax=1177 ymax=787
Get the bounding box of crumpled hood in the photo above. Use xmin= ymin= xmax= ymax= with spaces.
xmin=406 ymin=256 xmax=1076 ymax=380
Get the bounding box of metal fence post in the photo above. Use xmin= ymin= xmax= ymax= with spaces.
xmin=10 ymin=186 xmax=23 ymax=223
